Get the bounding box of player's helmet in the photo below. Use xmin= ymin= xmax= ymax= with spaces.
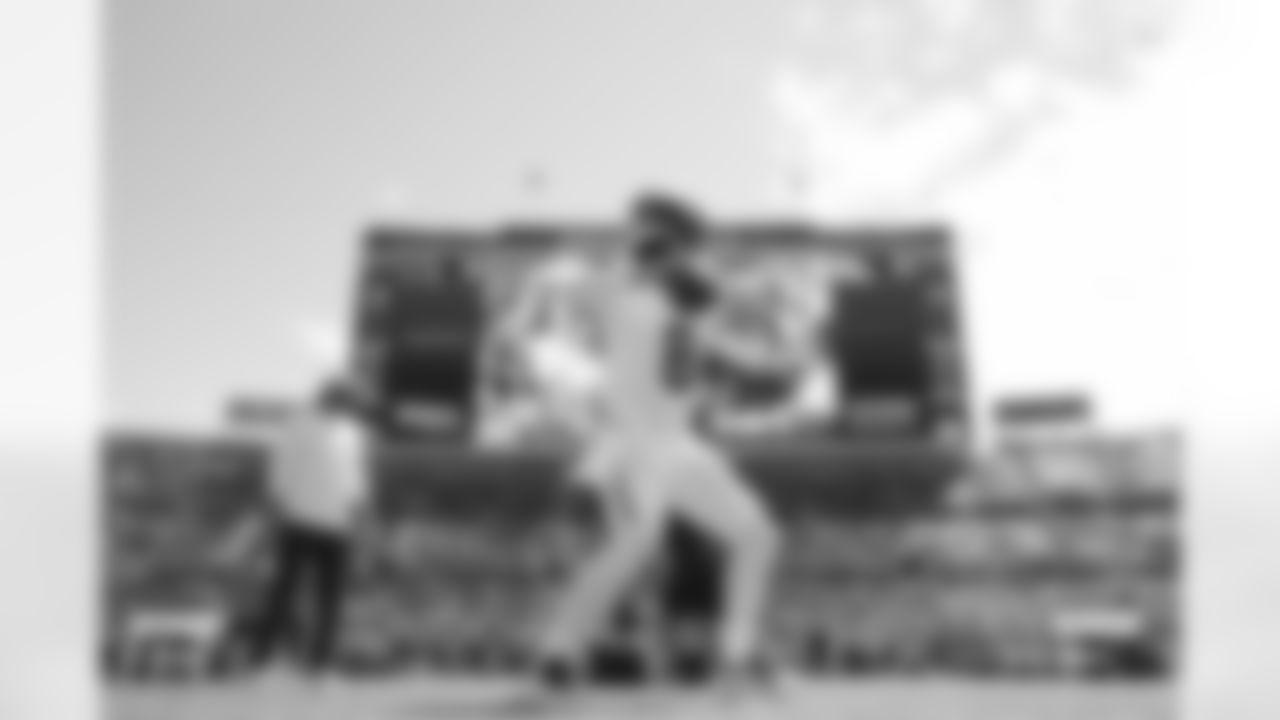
xmin=631 ymin=190 xmax=706 ymax=265
xmin=630 ymin=190 xmax=718 ymax=312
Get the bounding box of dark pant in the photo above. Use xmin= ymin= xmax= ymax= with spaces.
xmin=245 ymin=521 xmax=350 ymax=671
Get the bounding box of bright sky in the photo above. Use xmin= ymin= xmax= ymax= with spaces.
xmin=108 ymin=0 xmax=1186 ymax=437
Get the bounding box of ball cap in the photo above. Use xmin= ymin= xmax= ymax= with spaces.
xmin=630 ymin=190 xmax=706 ymax=241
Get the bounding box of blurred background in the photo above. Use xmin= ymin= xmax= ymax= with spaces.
xmin=103 ymin=0 xmax=1182 ymax=691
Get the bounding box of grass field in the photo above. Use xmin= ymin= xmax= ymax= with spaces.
xmin=109 ymin=676 xmax=1174 ymax=720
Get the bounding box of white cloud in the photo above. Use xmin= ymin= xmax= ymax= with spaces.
xmin=769 ymin=0 xmax=1185 ymax=437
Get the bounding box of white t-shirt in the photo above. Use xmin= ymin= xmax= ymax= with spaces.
xmin=253 ymin=412 xmax=368 ymax=532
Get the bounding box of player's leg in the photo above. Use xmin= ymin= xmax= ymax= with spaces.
xmin=533 ymin=454 xmax=667 ymax=676
xmin=663 ymin=439 xmax=781 ymax=672
xmin=300 ymin=527 xmax=350 ymax=675
xmin=245 ymin=523 xmax=308 ymax=669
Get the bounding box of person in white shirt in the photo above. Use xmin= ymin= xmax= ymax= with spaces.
xmin=235 ymin=376 xmax=372 ymax=676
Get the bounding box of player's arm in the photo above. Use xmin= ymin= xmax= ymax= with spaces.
xmin=710 ymin=361 xmax=840 ymax=436
xmin=690 ymin=309 xmax=802 ymax=376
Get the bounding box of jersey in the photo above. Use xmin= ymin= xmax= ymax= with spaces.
xmin=597 ymin=273 xmax=696 ymax=437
